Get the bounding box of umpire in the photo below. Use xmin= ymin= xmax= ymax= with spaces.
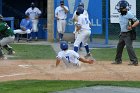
xmin=112 ymin=1 xmax=139 ymax=66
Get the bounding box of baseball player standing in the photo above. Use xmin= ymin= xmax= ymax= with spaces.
xmin=55 ymin=0 xmax=69 ymax=41
xmin=0 ymin=15 xmax=15 ymax=59
xmin=25 ymin=2 xmax=42 ymax=41
xmin=56 ymin=41 xmax=94 ymax=68
xmin=72 ymin=2 xmax=89 ymax=50
xmin=73 ymin=7 xmax=91 ymax=58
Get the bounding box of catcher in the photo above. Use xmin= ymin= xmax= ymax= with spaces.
xmin=0 ymin=15 xmax=15 ymax=59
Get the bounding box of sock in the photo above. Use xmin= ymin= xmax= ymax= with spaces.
xmin=17 ymin=34 xmax=20 ymax=40
xmin=84 ymin=45 xmax=90 ymax=54
xmin=35 ymin=32 xmax=38 ymax=38
xmin=79 ymin=42 xmax=82 ymax=48
xmin=74 ymin=46 xmax=78 ymax=52
xmin=27 ymin=33 xmax=31 ymax=39
xmin=59 ymin=33 xmax=62 ymax=39
xmin=61 ymin=34 xmax=63 ymax=39
xmin=30 ymin=32 xmax=33 ymax=39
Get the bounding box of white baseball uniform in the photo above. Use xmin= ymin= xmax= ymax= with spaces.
xmin=14 ymin=29 xmax=31 ymax=34
xmin=14 ymin=18 xmax=32 ymax=34
xmin=72 ymin=10 xmax=89 ymax=39
xmin=25 ymin=7 xmax=41 ymax=32
xmin=56 ymin=50 xmax=80 ymax=67
xmin=74 ymin=14 xmax=91 ymax=47
xmin=55 ymin=6 xmax=69 ymax=34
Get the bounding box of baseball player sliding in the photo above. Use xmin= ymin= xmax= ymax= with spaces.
xmin=56 ymin=41 xmax=94 ymax=68
xmin=73 ymin=6 xmax=91 ymax=58
xmin=55 ymin=0 xmax=69 ymax=41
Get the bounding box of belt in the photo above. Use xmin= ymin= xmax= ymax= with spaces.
xmin=121 ymin=31 xmax=130 ymax=35
xmin=59 ymin=19 xmax=65 ymax=20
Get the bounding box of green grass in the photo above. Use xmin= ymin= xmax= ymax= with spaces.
xmin=7 ymin=44 xmax=140 ymax=61
xmin=8 ymin=44 xmax=56 ymax=59
xmin=0 ymin=80 xmax=140 ymax=93
xmin=91 ymin=48 xmax=140 ymax=61
xmin=93 ymin=35 xmax=140 ymax=41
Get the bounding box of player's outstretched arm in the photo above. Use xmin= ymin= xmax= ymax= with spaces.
xmin=79 ymin=57 xmax=94 ymax=64
xmin=56 ymin=58 xmax=61 ymax=67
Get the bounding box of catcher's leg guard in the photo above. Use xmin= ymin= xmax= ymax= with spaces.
xmin=0 ymin=48 xmax=3 ymax=57
xmin=3 ymin=45 xmax=15 ymax=55
xmin=0 ymin=48 xmax=7 ymax=59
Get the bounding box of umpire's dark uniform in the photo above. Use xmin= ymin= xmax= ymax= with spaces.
xmin=113 ymin=7 xmax=139 ymax=66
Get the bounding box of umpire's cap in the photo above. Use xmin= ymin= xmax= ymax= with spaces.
xmin=60 ymin=41 xmax=68 ymax=50
xmin=119 ymin=0 xmax=128 ymax=9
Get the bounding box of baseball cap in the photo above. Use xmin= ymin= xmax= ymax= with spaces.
xmin=60 ymin=0 xmax=64 ymax=4
xmin=78 ymin=2 xmax=84 ymax=8
xmin=31 ymin=2 xmax=35 ymax=6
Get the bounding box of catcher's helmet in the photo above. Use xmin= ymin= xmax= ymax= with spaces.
xmin=78 ymin=2 xmax=84 ymax=8
xmin=76 ymin=6 xmax=84 ymax=15
xmin=60 ymin=41 xmax=68 ymax=50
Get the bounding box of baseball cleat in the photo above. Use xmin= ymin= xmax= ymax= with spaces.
xmin=0 ymin=56 xmax=7 ymax=60
xmin=84 ymin=52 xmax=91 ymax=59
xmin=111 ymin=61 xmax=122 ymax=64
xmin=128 ymin=61 xmax=138 ymax=66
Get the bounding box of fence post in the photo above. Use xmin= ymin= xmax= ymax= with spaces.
xmin=47 ymin=0 xmax=54 ymax=42
xmin=105 ymin=0 xmax=109 ymax=44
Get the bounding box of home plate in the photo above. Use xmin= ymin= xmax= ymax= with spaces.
xmin=18 ymin=64 xmax=32 ymax=68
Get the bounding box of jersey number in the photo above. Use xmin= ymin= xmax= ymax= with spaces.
xmin=66 ymin=56 xmax=70 ymax=63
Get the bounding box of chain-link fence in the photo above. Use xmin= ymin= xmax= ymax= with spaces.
xmin=2 ymin=0 xmax=140 ymax=43
xmin=93 ymin=0 xmax=140 ymax=44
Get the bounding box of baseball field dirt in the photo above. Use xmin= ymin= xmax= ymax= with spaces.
xmin=0 ymin=60 xmax=140 ymax=82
